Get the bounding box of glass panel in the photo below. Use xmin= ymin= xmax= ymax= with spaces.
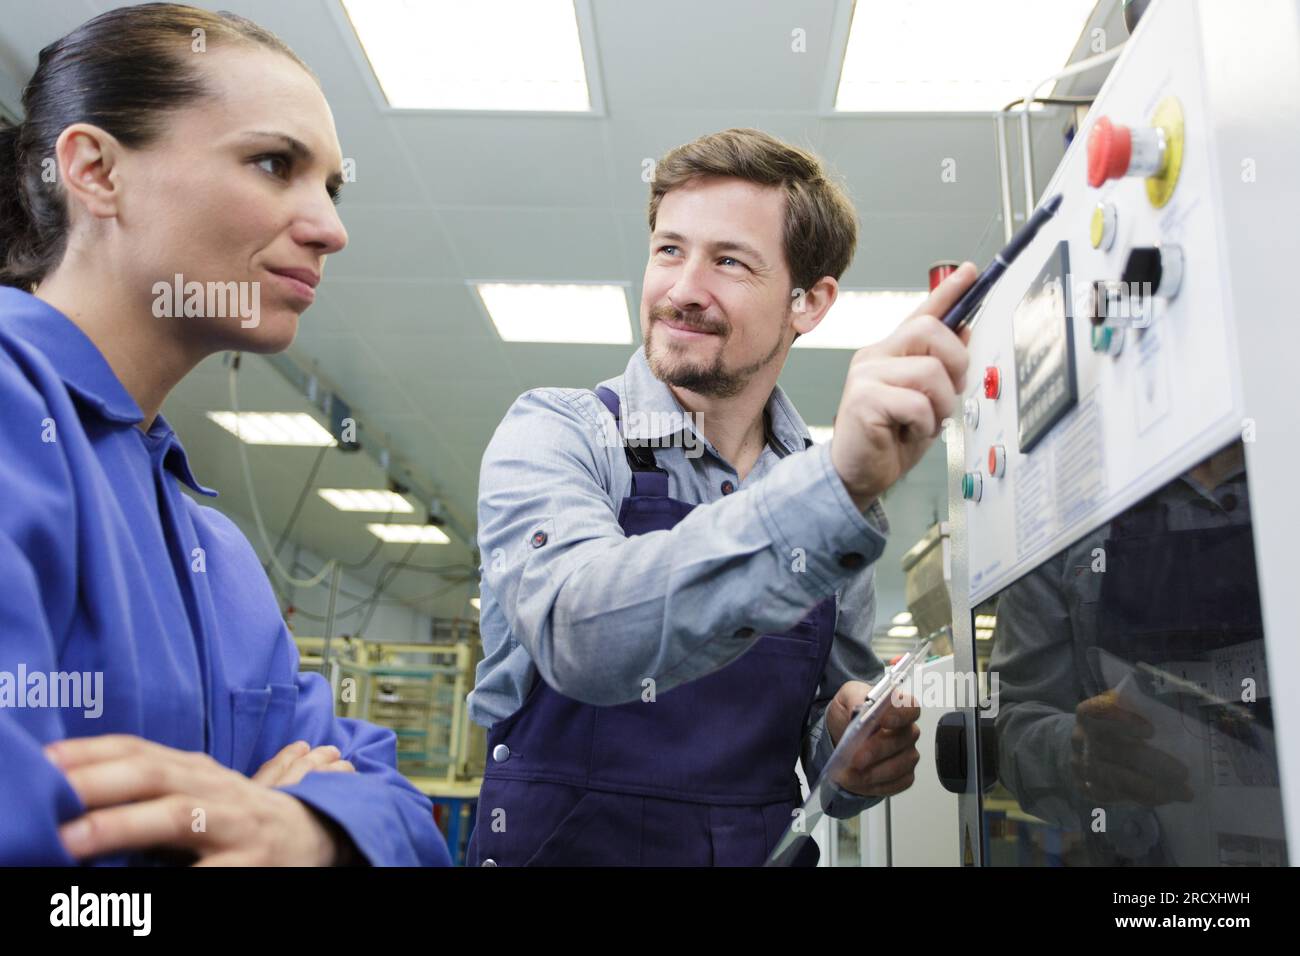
xmin=979 ymin=440 xmax=1286 ymax=866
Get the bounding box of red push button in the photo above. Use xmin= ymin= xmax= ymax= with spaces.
xmin=983 ymin=366 xmax=1001 ymax=400
xmin=987 ymin=444 xmax=1006 ymax=478
xmin=1087 ymin=116 xmax=1133 ymax=187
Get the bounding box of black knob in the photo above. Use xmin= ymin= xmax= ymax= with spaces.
xmin=935 ymin=712 xmax=967 ymax=793
xmin=1121 ymin=246 xmax=1164 ymax=299
xmin=935 ymin=711 xmax=1000 ymax=794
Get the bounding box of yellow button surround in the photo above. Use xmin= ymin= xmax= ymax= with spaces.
xmin=1146 ymin=96 xmax=1185 ymax=208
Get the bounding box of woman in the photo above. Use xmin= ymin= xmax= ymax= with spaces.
xmin=0 ymin=3 xmax=449 ymax=866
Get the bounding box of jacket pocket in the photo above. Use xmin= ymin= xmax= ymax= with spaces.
xmin=229 ymin=683 xmax=300 ymax=775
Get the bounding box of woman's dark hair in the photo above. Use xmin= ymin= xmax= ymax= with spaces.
xmin=0 ymin=3 xmax=313 ymax=289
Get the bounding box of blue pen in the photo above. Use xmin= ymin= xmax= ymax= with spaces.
xmin=941 ymin=193 xmax=1064 ymax=331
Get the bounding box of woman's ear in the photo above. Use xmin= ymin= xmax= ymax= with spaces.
xmin=54 ymin=123 xmax=123 ymax=221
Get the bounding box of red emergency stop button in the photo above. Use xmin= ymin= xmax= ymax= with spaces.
xmin=987 ymin=444 xmax=1006 ymax=478
xmin=1087 ymin=116 xmax=1132 ymax=187
xmin=983 ymin=366 xmax=1001 ymax=400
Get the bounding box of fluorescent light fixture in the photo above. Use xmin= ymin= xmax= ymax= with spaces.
xmin=975 ymin=614 xmax=998 ymax=628
xmin=206 ymin=411 xmax=337 ymax=446
xmin=341 ymin=0 xmax=590 ymax=111
xmin=835 ymin=0 xmax=1098 ymax=112
xmin=470 ymin=597 xmax=481 ymax=610
xmin=367 ymin=524 xmax=451 ymax=544
xmin=887 ymin=625 xmax=919 ymax=638
xmin=976 ymin=628 xmax=995 ymax=640
xmin=807 ymin=425 xmax=834 ymax=446
xmin=793 ymin=291 xmax=927 ymax=350
xmin=891 ymin=611 xmax=914 ymax=625
xmin=318 ymin=489 xmax=414 ymax=514
xmin=477 ymin=283 xmax=632 ymax=344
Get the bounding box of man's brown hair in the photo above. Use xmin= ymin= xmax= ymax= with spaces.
xmin=647 ymin=127 xmax=858 ymax=296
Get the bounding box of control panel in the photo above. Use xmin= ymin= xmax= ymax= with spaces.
xmin=954 ymin=0 xmax=1244 ymax=604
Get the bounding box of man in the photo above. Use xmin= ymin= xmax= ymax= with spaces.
xmin=467 ymin=128 xmax=975 ymax=866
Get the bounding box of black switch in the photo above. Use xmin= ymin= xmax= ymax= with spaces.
xmin=1121 ymin=246 xmax=1163 ymax=300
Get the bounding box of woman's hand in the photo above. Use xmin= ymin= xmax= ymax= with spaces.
xmin=252 ymin=740 xmax=356 ymax=788
xmin=45 ymin=735 xmax=351 ymax=865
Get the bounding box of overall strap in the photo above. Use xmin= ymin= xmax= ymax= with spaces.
xmin=594 ymin=385 xmax=670 ymax=498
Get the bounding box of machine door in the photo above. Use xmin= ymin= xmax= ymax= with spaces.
xmin=975 ymin=442 xmax=1286 ymax=866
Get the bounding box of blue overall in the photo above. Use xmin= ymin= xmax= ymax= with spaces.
xmin=0 ymin=287 xmax=448 ymax=866
xmin=467 ymin=386 xmax=836 ymax=866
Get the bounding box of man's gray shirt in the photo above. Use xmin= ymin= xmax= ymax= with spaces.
xmin=468 ymin=347 xmax=891 ymax=815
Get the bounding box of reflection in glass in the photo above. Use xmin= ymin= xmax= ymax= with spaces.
xmin=834 ymin=815 xmax=863 ymax=867
xmin=981 ymin=441 xmax=1286 ymax=865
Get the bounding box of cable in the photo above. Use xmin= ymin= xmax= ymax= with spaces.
xmin=262 ymin=444 xmax=330 ymax=582
xmin=286 ymin=578 xmax=472 ymax=624
xmin=236 ymin=359 xmax=445 ymax=583
xmin=284 ymin=555 xmax=476 ymax=622
xmin=1000 ymin=43 xmax=1126 ymax=228
xmin=336 ymin=514 xmax=396 ymax=572
xmin=287 ymin=559 xmax=474 ymax=623
xmin=348 ymin=540 xmax=420 ymax=633
xmin=223 ymin=354 xmax=474 ymax=615
xmin=334 ymin=563 xmax=473 ymax=602
xmin=227 ymin=355 xmax=336 ymax=588
xmin=378 ymin=572 xmax=477 ymax=607
xmin=1017 ymin=44 xmax=1124 ymax=115
xmin=272 ymin=536 xmax=391 ymax=617
xmin=1000 ymin=94 xmax=1097 ymax=111
xmin=356 ymin=571 xmax=475 ymax=638
xmin=270 ymin=443 xmax=328 ymax=561
xmin=364 ymin=561 xmax=477 ymax=577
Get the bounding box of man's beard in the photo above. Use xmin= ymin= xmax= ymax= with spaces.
xmin=644 ymin=306 xmax=787 ymax=399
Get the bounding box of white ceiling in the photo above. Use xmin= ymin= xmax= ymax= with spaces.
xmin=0 ymin=0 xmax=1117 ymax=624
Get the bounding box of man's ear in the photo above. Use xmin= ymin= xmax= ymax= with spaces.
xmin=54 ymin=123 xmax=123 ymax=221
xmin=790 ymin=276 xmax=839 ymax=336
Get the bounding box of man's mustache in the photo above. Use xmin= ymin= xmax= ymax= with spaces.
xmin=650 ymin=306 xmax=728 ymax=336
